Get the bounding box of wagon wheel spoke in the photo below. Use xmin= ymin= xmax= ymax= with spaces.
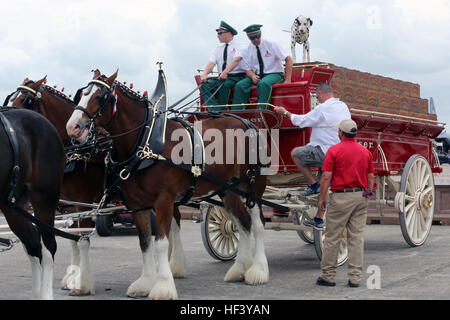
xmin=208 ymin=219 xmax=221 ymax=232
xmin=418 ymin=211 xmax=427 ymax=234
xmin=208 ymin=219 xmax=221 ymax=230
xmin=415 ymin=161 xmax=424 ymax=188
xmin=419 ymin=163 xmax=427 ymax=185
xmin=404 ymin=201 xmax=415 ymax=213
xmin=406 ymin=181 xmax=415 ymax=196
xmin=216 ymin=233 xmax=226 ymax=252
xmin=231 ymin=232 xmax=239 ymax=246
xmin=210 ymin=230 xmax=222 ymax=243
xmin=422 ymin=186 xmax=433 ymax=196
xmin=406 ymin=206 xmax=416 ymax=229
xmin=210 ymin=208 xmax=224 ymax=223
xmin=224 ymin=237 xmax=231 ymax=255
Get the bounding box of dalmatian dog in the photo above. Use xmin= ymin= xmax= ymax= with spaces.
xmin=290 ymin=15 xmax=313 ymax=63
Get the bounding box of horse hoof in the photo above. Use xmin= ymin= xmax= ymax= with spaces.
xmin=149 ymin=295 xmax=174 ymax=300
xmin=170 ymin=263 xmax=186 ymax=278
xmin=224 ymin=273 xmax=245 ymax=282
xmin=224 ymin=262 xmax=246 ymax=282
xmin=69 ymin=289 xmax=92 ymax=296
xmin=127 ymin=292 xmax=149 ymax=298
xmin=149 ymin=281 xmax=178 ymax=300
xmin=244 ymin=265 xmax=269 ymax=285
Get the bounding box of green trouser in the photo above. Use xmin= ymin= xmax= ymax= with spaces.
xmin=200 ymin=74 xmax=246 ymax=111
xmin=231 ymin=72 xmax=284 ymax=110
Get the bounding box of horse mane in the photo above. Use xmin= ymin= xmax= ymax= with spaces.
xmin=114 ymin=81 xmax=148 ymax=103
xmin=42 ymin=85 xmax=76 ymax=106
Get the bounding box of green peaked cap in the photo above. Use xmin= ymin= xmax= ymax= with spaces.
xmin=216 ymin=21 xmax=238 ymax=35
xmin=243 ymin=24 xmax=263 ymax=34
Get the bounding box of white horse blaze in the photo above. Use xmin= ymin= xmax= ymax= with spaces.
xmin=66 ymin=83 xmax=99 ymax=141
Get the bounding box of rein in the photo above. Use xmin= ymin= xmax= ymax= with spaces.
xmin=164 ymin=78 xmax=225 ymax=115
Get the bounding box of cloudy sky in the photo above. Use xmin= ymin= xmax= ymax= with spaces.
xmin=1 ymin=0 xmax=449 ymax=130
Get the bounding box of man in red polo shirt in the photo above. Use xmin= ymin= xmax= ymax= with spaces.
xmin=304 ymin=118 xmax=374 ymax=287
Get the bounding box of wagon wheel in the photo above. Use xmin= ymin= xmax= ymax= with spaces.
xmin=292 ymin=208 xmax=315 ymax=244
xmin=96 ymin=214 xmax=114 ymax=237
xmin=313 ymin=226 xmax=348 ymax=267
xmin=201 ymin=205 xmax=238 ymax=261
xmin=395 ymin=154 xmax=435 ymax=247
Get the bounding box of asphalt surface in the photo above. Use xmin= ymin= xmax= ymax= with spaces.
xmin=1 ymin=217 xmax=450 ymax=301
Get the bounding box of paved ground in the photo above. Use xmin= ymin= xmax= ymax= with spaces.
xmin=1 ymin=217 xmax=450 ymax=301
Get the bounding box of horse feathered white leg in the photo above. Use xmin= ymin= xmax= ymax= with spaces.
xmin=61 ymin=240 xmax=80 ymax=290
xmin=68 ymin=237 xmax=94 ymax=295
xmin=169 ymin=218 xmax=186 ymax=278
xmin=223 ymin=178 xmax=268 ymax=284
xmin=127 ymin=235 xmax=157 ymax=297
xmin=148 ymin=194 xmax=178 ymax=300
xmin=222 ymin=193 xmax=255 ymax=282
xmin=224 ymin=220 xmax=253 ymax=282
xmin=40 ymin=243 xmax=54 ymax=299
xmin=244 ymin=205 xmax=269 ymax=284
xmin=150 ymin=236 xmax=178 ymax=300
xmin=25 ymin=241 xmax=54 ymax=300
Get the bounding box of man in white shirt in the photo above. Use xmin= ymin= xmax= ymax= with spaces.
xmin=274 ymin=83 xmax=351 ymax=196
xmin=200 ymin=21 xmax=247 ymax=111
xmin=231 ymin=24 xmax=293 ymax=110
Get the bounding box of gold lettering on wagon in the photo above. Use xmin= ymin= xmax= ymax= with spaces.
xmin=357 ymin=141 xmax=374 ymax=149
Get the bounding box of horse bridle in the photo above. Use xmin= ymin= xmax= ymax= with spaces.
xmin=74 ymin=78 xmax=117 ymax=121
xmin=6 ymin=82 xmax=44 ymax=111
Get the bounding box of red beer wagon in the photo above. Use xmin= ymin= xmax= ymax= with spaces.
xmin=190 ymin=62 xmax=445 ymax=264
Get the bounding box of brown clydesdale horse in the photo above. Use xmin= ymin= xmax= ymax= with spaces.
xmin=66 ymin=70 xmax=268 ymax=300
xmin=0 ymin=107 xmax=65 ymax=299
xmin=6 ymin=77 xmax=103 ymax=295
xmin=7 ymin=75 xmax=184 ymax=298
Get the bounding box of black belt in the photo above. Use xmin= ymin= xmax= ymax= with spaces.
xmin=228 ymin=73 xmax=246 ymax=77
xmin=334 ymin=188 xmax=364 ymax=193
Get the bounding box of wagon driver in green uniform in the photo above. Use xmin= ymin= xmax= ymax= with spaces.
xmin=200 ymin=21 xmax=247 ymax=111
xmin=229 ymin=24 xmax=293 ymax=110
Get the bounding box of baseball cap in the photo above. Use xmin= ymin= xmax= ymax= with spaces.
xmin=336 ymin=119 xmax=357 ymax=134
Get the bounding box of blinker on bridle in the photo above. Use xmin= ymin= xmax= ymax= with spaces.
xmin=14 ymin=84 xmax=44 ymax=110
xmin=75 ymin=79 xmax=116 ymax=121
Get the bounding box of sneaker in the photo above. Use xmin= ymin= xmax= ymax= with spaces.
xmin=316 ymin=276 xmax=336 ymax=287
xmin=348 ymin=280 xmax=360 ymax=288
xmin=303 ymin=217 xmax=324 ymax=231
xmin=299 ymin=183 xmax=320 ymax=197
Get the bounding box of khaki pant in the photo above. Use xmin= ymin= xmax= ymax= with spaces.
xmin=321 ymin=191 xmax=368 ymax=284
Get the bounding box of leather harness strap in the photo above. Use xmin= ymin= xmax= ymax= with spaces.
xmin=0 ymin=108 xmax=21 ymax=205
